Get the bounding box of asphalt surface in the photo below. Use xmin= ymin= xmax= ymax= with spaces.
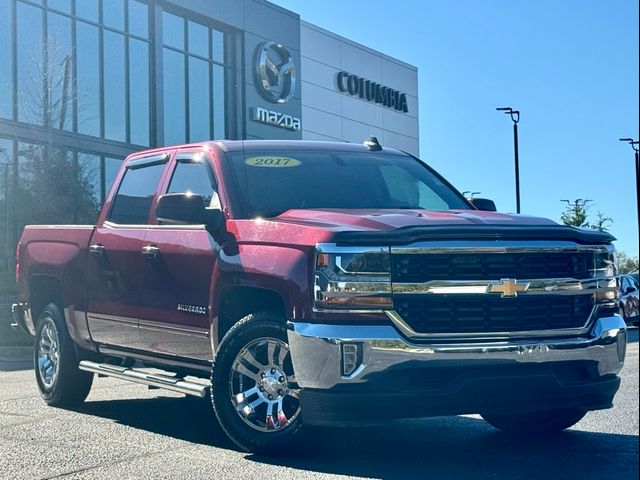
xmin=0 ymin=330 xmax=638 ymax=480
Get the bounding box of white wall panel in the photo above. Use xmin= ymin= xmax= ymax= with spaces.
xmin=300 ymin=21 xmax=419 ymax=156
xmin=302 ymin=106 xmax=343 ymax=139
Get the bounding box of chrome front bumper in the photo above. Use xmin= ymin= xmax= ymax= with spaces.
xmin=288 ymin=315 xmax=627 ymax=425
xmin=287 ymin=315 xmax=627 ymax=390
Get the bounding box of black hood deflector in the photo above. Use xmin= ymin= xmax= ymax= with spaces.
xmin=333 ymin=225 xmax=615 ymax=246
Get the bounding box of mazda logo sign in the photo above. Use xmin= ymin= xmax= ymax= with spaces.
xmin=256 ymin=41 xmax=296 ymax=104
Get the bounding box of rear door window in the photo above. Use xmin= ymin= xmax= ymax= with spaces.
xmin=108 ymin=158 xmax=167 ymax=224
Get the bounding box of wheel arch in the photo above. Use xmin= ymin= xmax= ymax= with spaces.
xmin=215 ymin=286 xmax=287 ymax=348
xmin=28 ymin=274 xmax=64 ymax=324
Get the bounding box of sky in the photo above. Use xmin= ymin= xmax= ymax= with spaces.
xmin=270 ymin=0 xmax=639 ymax=256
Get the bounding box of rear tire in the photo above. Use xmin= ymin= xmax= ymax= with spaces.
xmin=34 ymin=303 xmax=93 ymax=407
xmin=211 ymin=312 xmax=303 ymax=454
xmin=482 ymin=408 xmax=586 ymax=434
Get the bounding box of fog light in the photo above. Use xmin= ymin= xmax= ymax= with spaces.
xmin=617 ymin=330 xmax=627 ymax=363
xmin=341 ymin=343 xmax=361 ymax=376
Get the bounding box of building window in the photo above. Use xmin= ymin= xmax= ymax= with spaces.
xmin=0 ymin=138 xmax=14 ymax=273
xmin=8 ymin=0 xmax=151 ymax=145
xmin=76 ymin=20 xmax=100 ymax=136
xmin=162 ymin=10 xmax=229 ymax=145
xmin=0 ymin=0 xmax=13 ymax=119
xmin=104 ymin=30 xmax=127 ymax=141
xmin=163 ymin=48 xmax=186 ymax=146
xmin=16 ymin=2 xmax=43 ymax=124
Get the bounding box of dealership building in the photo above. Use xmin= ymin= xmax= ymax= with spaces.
xmin=0 ymin=0 xmax=419 ymax=272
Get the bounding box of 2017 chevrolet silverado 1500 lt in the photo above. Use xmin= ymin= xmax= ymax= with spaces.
xmin=12 ymin=138 xmax=627 ymax=453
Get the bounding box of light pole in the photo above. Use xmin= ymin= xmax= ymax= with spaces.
xmin=619 ymin=137 xmax=639 ymax=239
xmin=497 ymin=107 xmax=521 ymax=213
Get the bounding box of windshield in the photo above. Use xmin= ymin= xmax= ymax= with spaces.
xmin=226 ymin=149 xmax=469 ymax=218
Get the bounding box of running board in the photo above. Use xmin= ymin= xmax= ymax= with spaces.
xmin=78 ymin=360 xmax=209 ymax=398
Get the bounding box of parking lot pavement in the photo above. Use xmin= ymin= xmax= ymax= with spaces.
xmin=0 ymin=330 xmax=638 ymax=480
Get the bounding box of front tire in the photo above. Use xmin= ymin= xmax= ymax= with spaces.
xmin=481 ymin=408 xmax=586 ymax=434
xmin=34 ymin=303 xmax=93 ymax=407
xmin=211 ymin=312 xmax=303 ymax=454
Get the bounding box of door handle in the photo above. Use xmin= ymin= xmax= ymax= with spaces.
xmin=89 ymin=244 xmax=105 ymax=256
xmin=141 ymin=245 xmax=160 ymax=258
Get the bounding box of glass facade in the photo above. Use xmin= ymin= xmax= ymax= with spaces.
xmin=4 ymin=0 xmax=155 ymax=144
xmin=162 ymin=10 xmax=228 ymax=144
xmin=0 ymin=0 xmax=235 ymax=275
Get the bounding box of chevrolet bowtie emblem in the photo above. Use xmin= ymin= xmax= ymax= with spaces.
xmin=488 ymin=279 xmax=530 ymax=297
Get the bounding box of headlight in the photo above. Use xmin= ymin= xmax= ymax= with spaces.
xmin=593 ymin=247 xmax=616 ymax=278
xmin=593 ymin=246 xmax=618 ymax=302
xmin=314 ymin=246 xmax=392 ymax=310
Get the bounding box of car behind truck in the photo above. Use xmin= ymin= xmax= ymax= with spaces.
xmin=12 ymin=139 xmax=627 ymax=453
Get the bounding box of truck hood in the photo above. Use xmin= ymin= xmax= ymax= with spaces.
xmin=269 ymin=209 xmax=615 ymax=245
xmin=274 ymin=208 xmax=556 ymax=231
xmin=229 ymin=209 xmax=614 ymax=247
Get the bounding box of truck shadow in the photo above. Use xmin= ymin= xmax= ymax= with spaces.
xmin=255 ymin=417 xmax=639 ymax=479
xmin=75 ymin=396 xmax=638 ymax=480
xmin=75 ymin=395 xmax=236 ymax=450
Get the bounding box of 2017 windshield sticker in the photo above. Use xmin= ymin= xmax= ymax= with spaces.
xmin=245 ymin=156 xmax=301 ymax=167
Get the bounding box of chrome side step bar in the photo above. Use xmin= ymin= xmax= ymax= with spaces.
xmin=78 ymin=360 xmax=209 ymax=398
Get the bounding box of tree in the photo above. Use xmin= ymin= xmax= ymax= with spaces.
xmin=560 ymin=199 xmax=613 ymax=233
xmin=13 ymin=36 xmax=100 ymax=232
xmin=560 ymin=199 xmax=592 ymax=228
xmin=591 ymin=211 xmax=613 ymax=233
xmin=615 ymin=251 xmax=639 ymax=274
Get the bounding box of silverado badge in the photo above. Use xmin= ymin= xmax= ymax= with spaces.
xmin=488 ymin=279 xmax=530 ymax=298
xmin=177 ymin=304 xmax=208 ymax=315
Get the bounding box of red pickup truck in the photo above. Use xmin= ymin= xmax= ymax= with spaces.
xmin=12 ymin=139 xmax=626 ymax=453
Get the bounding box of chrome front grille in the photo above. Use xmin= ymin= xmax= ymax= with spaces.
xmin=391 ymin=251 xmax=593 ymax=283
xmin=393 ymin=295 xmax=595 ymax=335
xmin=388 ymin=242 xmax=615 ymax=338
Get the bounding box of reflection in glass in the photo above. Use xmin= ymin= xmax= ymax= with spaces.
xmin=168 ymin=162 xmax=215 ymax=204
xmin=0 ymin=138 xmax=13 ymax=272
xmin=16 ymin=3 xmax=43 ymax=124
xmin=189 ymin=57 xmax=211 ymax=142
xmin=76 ymin=21 xmax=100 ymax=136
xmin=103 ymin=0 xmax=125 ymax=31
xmin=0 ymin=0 xmax=12 ymax=118
xmin=47 ymin=12 xmax=73 ymax=131
xmin=163 ymin=48 xmax=186 ymax=145
xmin=76 ymin=0 xmax=99 ymax=22
xmin=212 ymin=29 xmax=224 ymax=63
xmin=163 ymin=11 xmax=184 ymax=50
xmin=78 ymin=152 xmax=102 ymax=214
xmin=188 ymin=21 xmax=208 ymax=57
xmin=104 ymin=30 xmax=126 ymax=141
xmin=16 ymin=143 xmax=100 ymax=227
xmin=129 ymin=38 xmax=150 ymax=145
xmin=104 ymin=157 xmax=123 ymax=200
xmin=104 ymin=157 xmax=122 ymax=198
xmin=109 ymin=163 xmax=165 ymax=224
xmin=128 ymin=0 xmax=149 ymax=38
xmin=47 ymin=0 xmax=71 ymax=13
xmin=213 ymin=65 xmax=226 ymax=139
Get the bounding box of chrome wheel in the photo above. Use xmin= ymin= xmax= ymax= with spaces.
xmin=37 ymin=318 xmax=60 ymax=390
xmin=229 ymin=337 xmax=300 ymax=432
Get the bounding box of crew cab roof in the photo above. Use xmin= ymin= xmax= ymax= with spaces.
xmin=210 ymin=139 xmax=408 ymax=156
xmin=124 ymin=139 xmax=409 ymax=162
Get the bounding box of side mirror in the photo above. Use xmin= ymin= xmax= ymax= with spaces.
xmin=156 ymin=193 xmax=223 ymax=229
xmin=468 ymin=197 xmax=497 ymax=212
xmin=625 ymin=286 xmax=637 ymax=294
